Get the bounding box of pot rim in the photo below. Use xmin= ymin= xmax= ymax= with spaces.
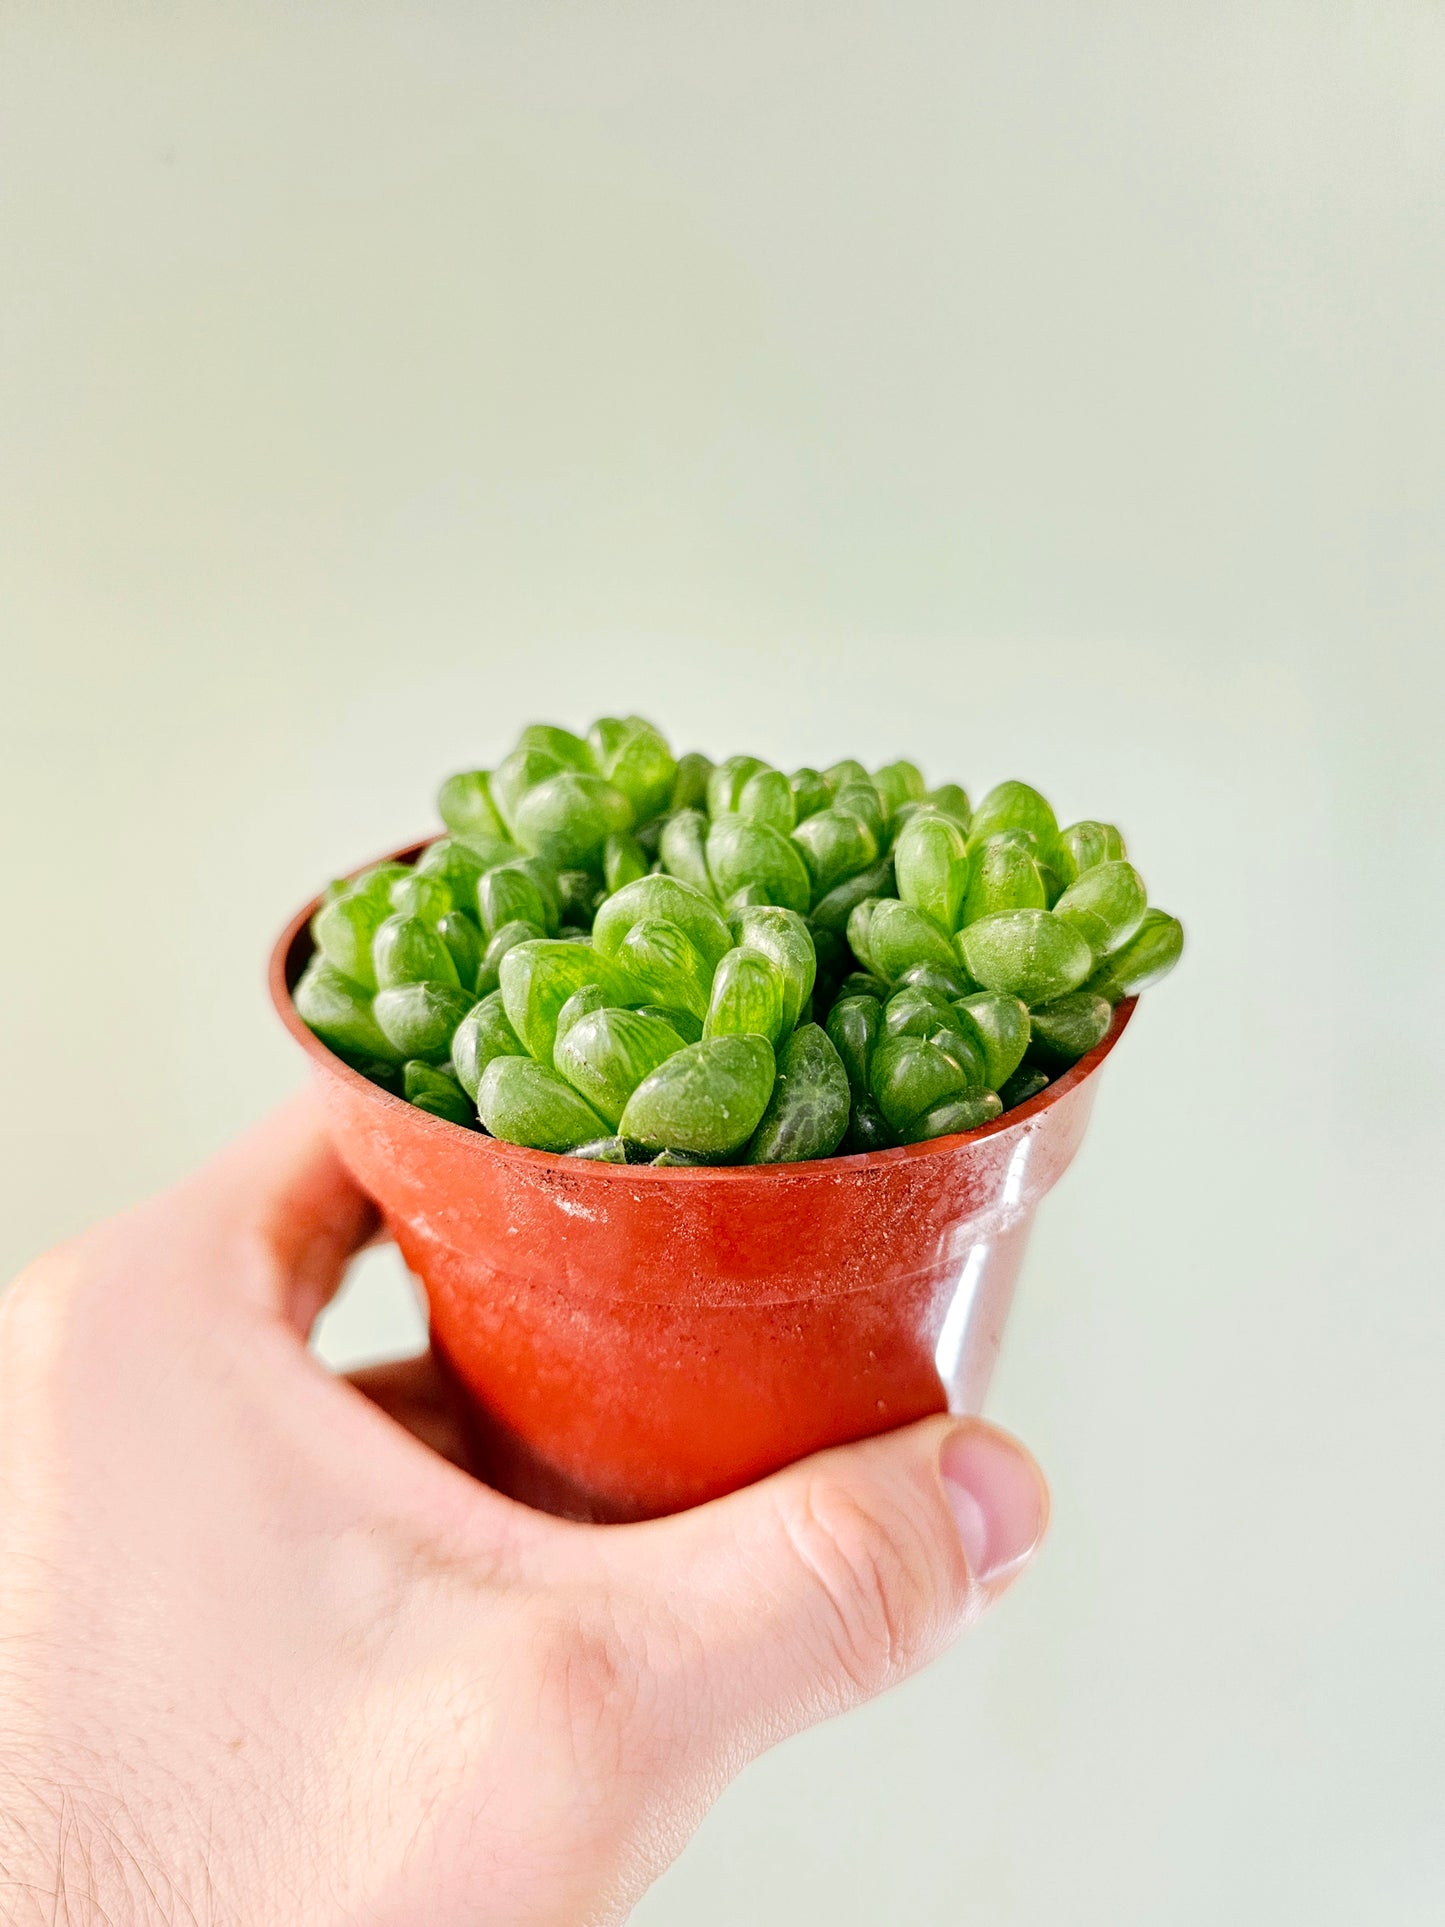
xmin=270 ymin=835 xmax=1136 ymax=1181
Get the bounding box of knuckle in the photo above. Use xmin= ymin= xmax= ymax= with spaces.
xmin=776 ymin=1474 xmax=948 ymax=1697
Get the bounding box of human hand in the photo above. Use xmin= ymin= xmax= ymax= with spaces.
xmin=0 ymin=1095 xmax=1047 ymax=1926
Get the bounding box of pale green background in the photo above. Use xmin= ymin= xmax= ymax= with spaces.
xmin=3 ymin=4 xmax=1443 ymax=1922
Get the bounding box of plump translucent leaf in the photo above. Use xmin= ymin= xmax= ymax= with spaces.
xmin=893 ymin=809 xmax=969 ymax=935
xmin=436 ymin=910 xmax=483 ymax=992
xmin=373 ymin=914 xmax=461 ymax=990
xmin=604 ymin=831 xmax=649 ymax=894
xmin=865 ymin=898 xmax=961 ymax=982
xmin=476 ymin=918 xmax=546 ymax=997
xmin=957 ymin=910 xmax=1094 ymax=1006
xmin=403 ymin=1060 xmax=474 ymax=1127
xmin=997 ymin=1066 xmax=1051 ymax=1111
xmin=729 ymin=905 xmax=817 ymax=1030
xmin=1052 ymin=860 xmax=1148 ymax=960
xmin=872 ymin=760 xmax=926 ymax=820
xmin=499 ymin=939 xmax=638 ymax=1062
xmin=669 ymin=751 xmax=714 ymax=813
xmin=388 ymin=872 xmax=453 ymax=923
xmin=792 ymin=808 xmax=879 ymax=898
xmin=1027 ymin=991 xmax=1113 ymax=1069
xmin=745 ymin=1024 xmax=851 ymax=1164
xmin=619 ymin=1035 xmax=777 ymax=1157
xmin=705 ymin=816 xmax=812 ymax=915
xmin=437 ymin=770 xmax=507 ymax=843
xmin=450 ymin=990 xmax=527 ymax=1100
xmin=373 ymin=982 xmax=474 ymax=1063
xmin=961 ymin=837 xmax=1047 ymax=924
xmin=633 ymin=1003 xmax=703 ymax=1044
xmin=810 ymin=856 xmax=895 ymax=933
xmin=477 ymin=1056 xmax=610 ymax=1151
xmin=554 ymin=981 xmax=607 ymax=1046
xmin=825 ymin=993 xmax=883 ymax=1098
xmin=478 ymin=864 xmax=552 ymax=940
xmin=491 ymin=746 xmax=567 ymax=832
xmin=592 ymin=874 xmax=733 ymax=972
xmin=555 ymin=1007 xmax=687 ymax=1128
xmin=952 ymin=991 xmax=1031 ymax=1089
xmin=869 ymin=1034 xmax=974 ymax=1134
xmin=311 ymin=892 xmax=384 ymax=991
xmin=1056 ymin=819 xmax=1127 ymax=885
xmin=592 ymin=717 xmax=677 ymax=823
xmin=614 ymin=918 xmax=714 ymax=1019
xmin=658 ymin=808 xmax=714 ymax=897
xmin=843 ymin=1096 xmax=895 ymax=1153
xmin=511 ymin=771 xmax=634 ymax=869
xmin=293 ymin=958 xmax=402 ymax=1063
xmin=967 ymin=780 xmax=1058 ymax=848
xmin=516 ymin=723 xmax=597 ymax=771
xmin=1083 ymin=909 xmax=1184 ymax=1002
xmin=704 ymin=948 xmax=787 ymax=1045
xmin=899 ymin=1090 xmax=1003 ymax=1144
xmin=790 ymin=767 xmax=832 ymax=822
xmin=822 ymin=758 xmax=869 ymax=796
xmin=706 ymin=754 xmax=769 ymax=818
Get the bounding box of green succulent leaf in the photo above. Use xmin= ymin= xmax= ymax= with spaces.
xmin=961 ymin=837 xmax=1047 ymax=925
xmin=729 ymin=905 xmax=817 ymax=1031
xmin=825 ymin=993 xmax=883 ymax=1099
xmin=311 ymin=891 xmax=384 ymax=991
xmin=956 ymin=910 xmax=1094 ymax=1006
xmin=477 ymin=1056 xmax=611 ymax=1151
xmin=619 ymin=1034 xmax=777 ymax=1157
xmin=865 ymin=898 xmax=962 ymax=982
xmin=293 ymin=958 xmax=403 ymax=1064
xmin=554 ymin=1006 xmax=688 ymax=1128
xmin=968 ymin=780 xmax=1059 ymax=849
xmin=614 ymin=917 xmax=714 ymax=1019
xmin=1051 ymin=860 xmax=1148 ymax=960
xmin=450 ymin=990 xmax=527 ymax=1100
xmin=1083 ymin=909 xmax=1184 ymax=1002
xmin=737 ymin=766 xmax=797 ymax=834
xmin=373 ymin=914 xmax=461 ymax=990
xmin=869 ymin=1033 xmax=976 ymax=1134
xmin=706 ymin=754 xmax=769 ymax=819
xmin=592 ymin=874 xmax=733 ymax=972
xmin=898 ymin=1090 xmax=1003 ymax=1144
xmin=952 ymin=991 xmax=1031 ymax=1089
xmin=705 ymin=816 xmax=812 ymax=915
xmin=1027 ymin=990 xmax=1113 ymax=1069
xmin=511 ymin=771 xmax=634 ymax=869
xmin=373 ymin=982 xmax=474 ymax=1063
xmin=893 ymin=809 xmax=969 ymax=935
xmin=745 ymin=1024 xmax=851 ymax=1163
xmin=498 ymin=938 xmax=639 ymax=1063
xmin=704 ymin=947 xmax=787 ymax=1045
xmin=437 ymin=770 xmax=507 ymax=843
xmin=669 ymin=751 xmax=715 ymax=813
xmin=792 ymin=808 xmax=879 ymax=899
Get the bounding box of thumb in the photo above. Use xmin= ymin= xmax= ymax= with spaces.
xmin=616 ymin=1415 xmax=1048 ymax=1754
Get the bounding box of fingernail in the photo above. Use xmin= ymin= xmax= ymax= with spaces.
xmin=939 ymin=1423 xmax=1048 ymax=1586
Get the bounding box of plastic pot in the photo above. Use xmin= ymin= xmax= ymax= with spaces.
xmin=272 ymin=845 xmax=1134 ymax=1521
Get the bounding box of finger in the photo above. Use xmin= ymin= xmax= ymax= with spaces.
xmin=601 ymin=1415 xmax=1047 ymax=1756
xmin=344 ymin=1351 xmax=478 ymax=1474
xmin=149 ymin=1088 xmax=379 ymax=1332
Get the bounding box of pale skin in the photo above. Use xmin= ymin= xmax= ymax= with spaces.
xmin=0 ymin=1094 xmax=1048 ymax=1926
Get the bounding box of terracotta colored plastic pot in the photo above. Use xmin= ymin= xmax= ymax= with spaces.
xmin=272 ymin=844 xmax=1134 ymax=1521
